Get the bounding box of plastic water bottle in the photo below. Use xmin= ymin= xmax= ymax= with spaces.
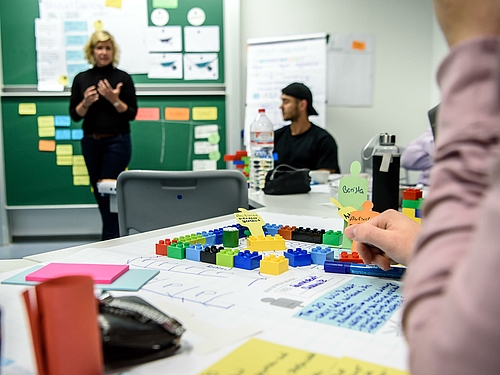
xmin=250 ymin=109 xmax=274 ymax=192
xmin=372 ymin=133 xmax=400 ymax=212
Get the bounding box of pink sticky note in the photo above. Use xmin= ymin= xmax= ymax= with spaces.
xmin=25 ymin=263 xmax=129 ymax=284
xmin=135 ymin=107 xmax=160 ymax=121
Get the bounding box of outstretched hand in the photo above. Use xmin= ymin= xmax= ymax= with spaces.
xmin=344 ymin=209 xmax=420 ymax=270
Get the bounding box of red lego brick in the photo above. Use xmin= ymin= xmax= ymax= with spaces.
xmin=155 ymin=239 xmax=168 ymax=256
xmin=339 ymin=251 xmax=364 ymax=264
xmin=402 ymin=188 xmax=423 ymax=201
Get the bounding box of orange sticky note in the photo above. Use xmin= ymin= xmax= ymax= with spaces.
xmin=165 ymin=107 xmax=190 ymax=121
xmin=136 ymin=107 xmax=160 ymax=121
xmin=39 ymin=140 xmax=56 ymax=152
xmin=351 ymin=40 xmax=366 ymax=51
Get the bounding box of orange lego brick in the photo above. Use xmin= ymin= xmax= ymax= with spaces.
xmin=278 ymin=225 xmax=296 ymax=240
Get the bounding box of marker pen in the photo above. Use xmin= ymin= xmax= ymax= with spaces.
xmin=324 ymin=261 xmax=405 ymax=280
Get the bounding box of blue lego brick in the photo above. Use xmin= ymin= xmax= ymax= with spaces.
xmin=186 ymin=243 xmax=204 ymax=262
xmin=200 ymin=245 xmax=223 ymax=264
xmin=234 ymin=224 xmax=248 ymax=238
xmin=322 ymin=230 xmax=343 ymax=246
xmin=284 ymin=248 xmax=312 ymax=267
xmin=234 ymin=250 xmax=262 ymax=270
xmin=263 ymin=223 xmax=282 ymax=236
xmin=201 ymin=230 xmax=216 ymax=246
xmin=415 ymin=209 xmax=422 ymax=218
xmin=310 ymin=246 xmax=335 ymax=265
xmin=213 ymin=228 xmax=224 ymax=244
xmin=291 ymin=227 xmax=326 ymax=244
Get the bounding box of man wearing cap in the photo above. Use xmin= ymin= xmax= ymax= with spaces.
xmin=275 ymin=82 xmax=340 ymax=173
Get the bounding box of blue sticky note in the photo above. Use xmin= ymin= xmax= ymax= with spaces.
xmin=295 ymin=277 xmax=403 ymax=333
xmin=1 ymin=266 xmax=159 ymax=292
xmin=55 ymin=129 xmax=71 ymax=140
xmin=55 ymin=115 xmax=71 ymax=126
xmin=71 ymin=129 xmax=84 ymax=140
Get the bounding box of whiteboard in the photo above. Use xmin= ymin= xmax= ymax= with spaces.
xmin=244 ymin=33 xmax=327 ymax=148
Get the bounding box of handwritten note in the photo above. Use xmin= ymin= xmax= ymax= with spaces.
xmin=198 ymin=338 xmax=339 ymax=375
xmin=234 ymin=208 xmax=265 ymax=237
xmin=192 ymin=106 xmax=217 ymax=121
xmin=338 ymin=161 xmax=368 ymax=211
xmin=333 ymin=357 xmax=408 ymax=375
xmin=295 ymin=277 xmax=403 ymax=333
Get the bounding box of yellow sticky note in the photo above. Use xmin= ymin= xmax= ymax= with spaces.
xmin=38 ymin=127 xmax=55 ymax=137
xmin=37 ymin=116 xmax=55 ymax=128
xmin=234 ymin=208 xmax=265 ymax=237
xmin=333 ymin=357 xmax=408 ymax=375
xmin=74 ymin=175 xmax=90 ymax=186
xmin=72 ymin=165 xmax=88 ymax=176
xmin=105 ymin=0 xmax=122 ymax=8
xmin=19 ymin=103 xmax=36 ymax=115
xmin=199 ymin=338 xmax=339 ymax=375
xmin=56 ymin=155 xmax=73 ymax=166
xmin=56 ymin=144 xmax=73 ymax=156
xmin=73 ymin=155 xmax=86 ymax=165
xmin=192 ymin=107 xmax=217 ymax=121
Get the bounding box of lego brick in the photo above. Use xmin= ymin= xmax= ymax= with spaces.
xmin=223 ymin=227 xmax=239 ymax=248
xmin=402 ymin=188 xmax=423 ymax=201
xmin=402 ymin=207 xmax=416 ymax=218
xmin=322 ymin=230 xmax=343 ymax=246
xmin=200 ymin=246 xmax=223 ymax=264
xmin=263 ymin=223 xmax=282 ymax=236
xmin=213 ymin=228 xmax=224 ymax=244
xmin=234 ymin=250 xmax=262 ymax=270
xmin=310 ymin=246 xmax=335 ymax=265
xmin=247 ymin=234 xmax=286 ymax=251
xmin=291 ymin=227 xmax=326 ymax=244
xmin=168 ymin=242 xmax=188 ymax=260
xmin=402 ymin=199 xmax=420 ymax=209
xmin=201 ymin=231 xmax=216 ymax=246
xmin=415 ymin=208 xmax=422 ymax=218
xmin=216 ymin=249 xmax=240 ymax=267
xmin=278 ymin=225 xmax=296 ymax=240
xmin=284 ymin=248 xmax=312 ymax=267
xmin=339 ymin=251 xmax=364 ymax=264
xmin=155 ymin=239 xmax=170 ymax=256
xmin=260 ymin=254 xmax=289 ymax=275
xmin=186 ymin=244 xmax=204 ymax=262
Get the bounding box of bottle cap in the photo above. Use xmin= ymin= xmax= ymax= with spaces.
xmin=379 ymin=133 xmax=396 ymax=145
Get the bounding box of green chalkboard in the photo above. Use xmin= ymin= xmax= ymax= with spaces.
xmin=0 ymin=0 xmax=224 ymax=85
xmin=2 ymin=96 xmax=226 ymax=206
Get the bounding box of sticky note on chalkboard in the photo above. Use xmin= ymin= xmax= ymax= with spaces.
xmin=38 ymin=116 xmax=55 ymax=127
xmin=165 ymin=107 xmax=190 ymax=121
xmin=192 ymin=107 xmax=217 ymax=120
xmin=57 ymin=156 xmax=73 ymax=166
xmin=153 ymin=0 xmax=178 ymax=8
xmin=136 ymin=107 xmax=160 ymax=121
xmin=73 ymin=155 xmax=86 ymax=165
xmin=38 ymin=127 xmax=55 ymax=138
xmin=56 ymin=144 xmax=73 ymax=156
xmin=39 ymin=140 xmax=56 ymax=152
xmin=74 ymin=175 xmax=90 ymax=186
xmin=19 ymin=103 xmax=36 ymax=115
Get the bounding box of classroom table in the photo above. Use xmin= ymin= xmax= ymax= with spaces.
xmin=0 ymin=192 xmax=409 ymax=375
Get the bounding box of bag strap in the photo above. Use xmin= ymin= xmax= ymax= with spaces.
xmin=269 ymin=164 xmax=310 ymax=181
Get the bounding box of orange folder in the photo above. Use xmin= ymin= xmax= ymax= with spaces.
xmin=23 ymin=275 xmax=104 ymax=375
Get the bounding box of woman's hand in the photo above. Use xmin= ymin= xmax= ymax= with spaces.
xmin=97 ymin=79 xmax=123 ymax=105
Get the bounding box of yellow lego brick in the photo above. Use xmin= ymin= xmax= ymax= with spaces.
xmin=247 ymin=234 xmax=286 ymax=251
xmin=260 ymin=255 xmax=289 ymax=275
xmin=402 ymin=207 xmax=416 ymax=218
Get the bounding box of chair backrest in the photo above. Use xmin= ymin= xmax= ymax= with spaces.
xmin=116 ymin=170 xmax=249 ymax=236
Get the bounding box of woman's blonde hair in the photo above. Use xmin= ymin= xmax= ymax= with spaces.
xmin=84 ymin=30 xmax=120 ymax=67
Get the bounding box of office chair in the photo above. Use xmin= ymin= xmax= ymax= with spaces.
xmin=116 ymin=170 xmax=249 ymax=236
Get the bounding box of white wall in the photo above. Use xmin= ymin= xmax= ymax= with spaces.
xmin=240 ymin=0 xmax=443 ymax=174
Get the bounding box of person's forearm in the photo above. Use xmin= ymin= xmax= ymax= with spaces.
xmin=403 ymin=37 xmax=500 ymax=375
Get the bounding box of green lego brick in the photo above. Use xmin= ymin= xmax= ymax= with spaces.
xmin=216 ymin=249 xmax=239 ymax=267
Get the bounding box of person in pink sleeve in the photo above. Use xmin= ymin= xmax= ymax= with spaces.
xmin=345 ymin=0 xmax=500 ymax=373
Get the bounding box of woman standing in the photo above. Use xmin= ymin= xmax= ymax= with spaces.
xmin=70 ymin=30 xmax=137 ymax=240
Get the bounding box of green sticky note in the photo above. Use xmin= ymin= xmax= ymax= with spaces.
xmin=208 ymin=133 xmax=220 ymax=145
xmin=152 ymin=0 xmax=178 ymax=8
xmin=338 ymin=161 xmax=369 ymax=211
